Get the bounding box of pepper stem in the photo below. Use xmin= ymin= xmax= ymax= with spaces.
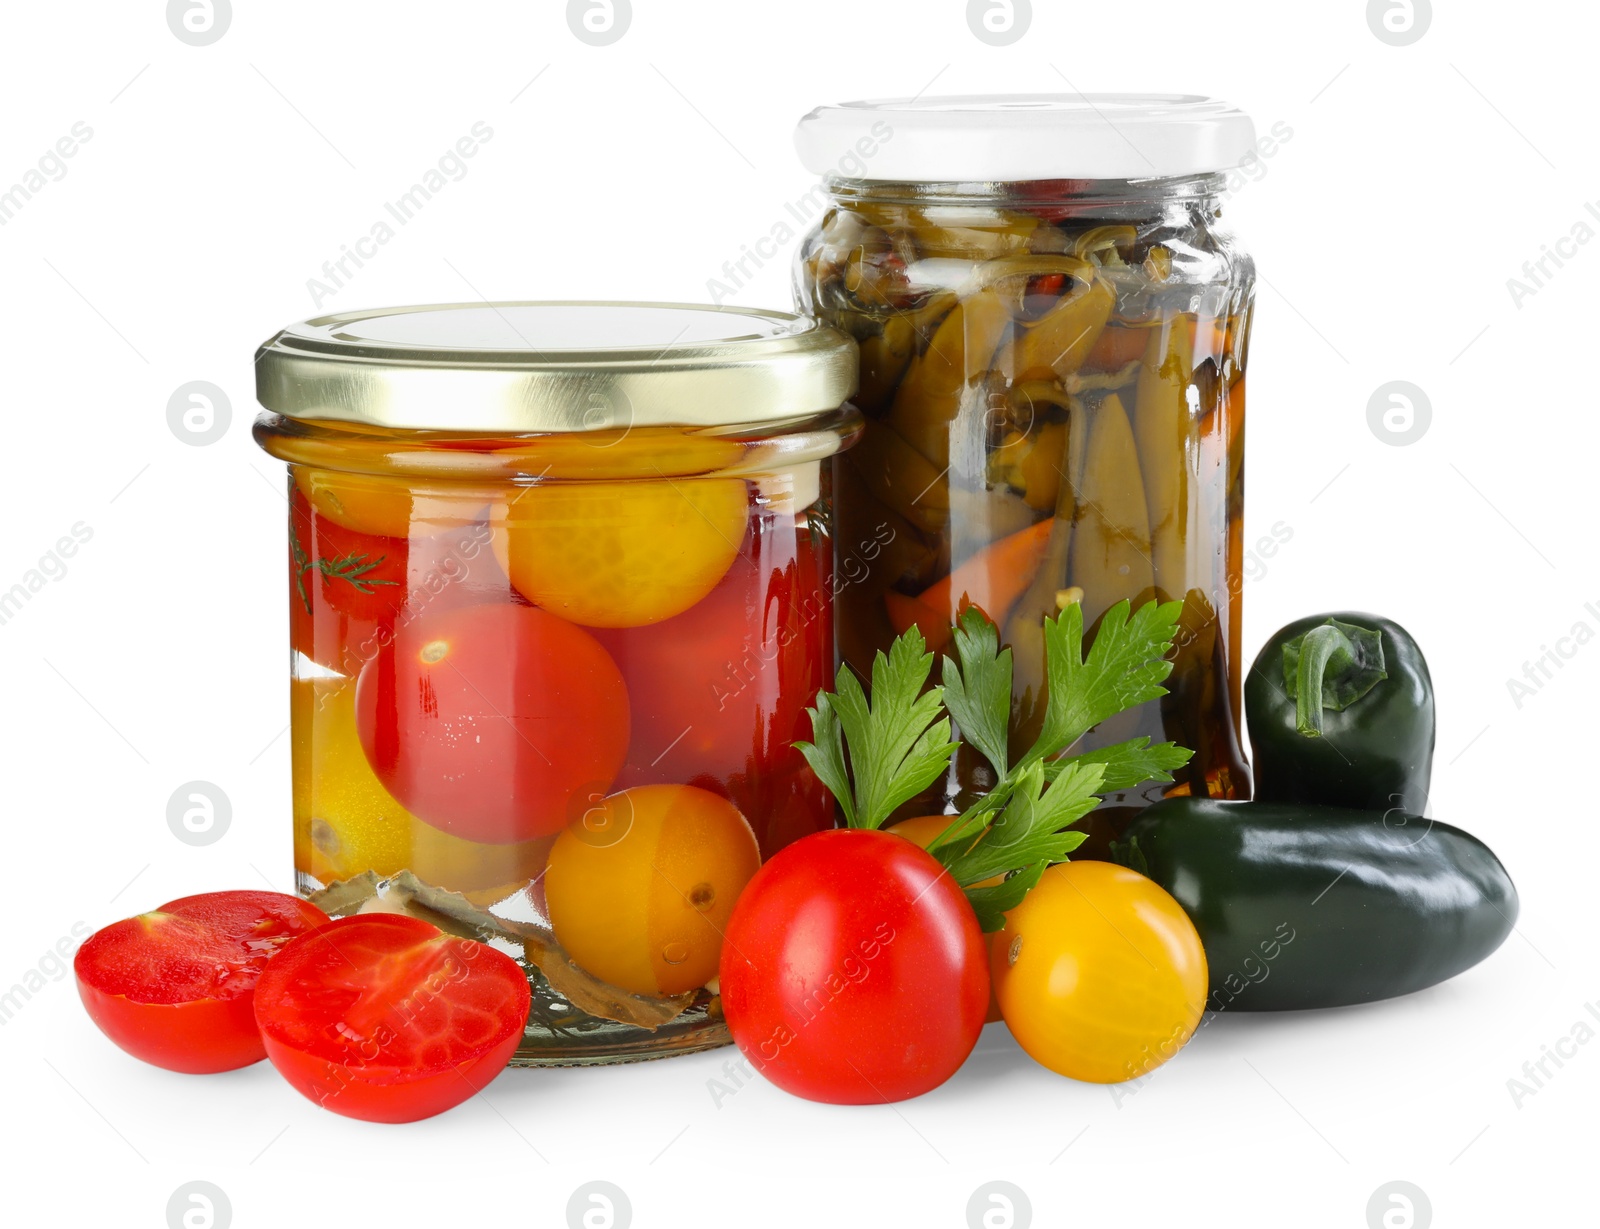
xmin=1282 ymin=618 xmax=1389 ymax=738
xmin=1294 ymin=626 xmax=1351 ymax=737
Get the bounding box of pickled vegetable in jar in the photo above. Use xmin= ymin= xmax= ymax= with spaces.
xmin=794 ymin=95 xmax=1257 ymax=848
xmin=254 ymin=302 xmax=859 ymax=1064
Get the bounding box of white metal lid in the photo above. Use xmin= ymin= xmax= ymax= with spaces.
xmin=795 ymin=94 xmax=1257 ymax=183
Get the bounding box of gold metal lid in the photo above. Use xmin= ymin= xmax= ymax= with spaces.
xmin=254 ymin=301 xmax=859 ymax=432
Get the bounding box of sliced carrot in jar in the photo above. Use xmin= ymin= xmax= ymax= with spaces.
xmin=885 ymin=517 xmax=1054 ymax=650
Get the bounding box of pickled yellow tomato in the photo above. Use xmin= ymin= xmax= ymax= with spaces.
xmin=296 ymin=468 xmax=488 ymax=540
xmin=292 ymin=679 xmax=551 ymax=900
xmin=492 ymin=479 xmax=748 ymax=628
xmin=545 ymin=785 xmax=761 ymax=995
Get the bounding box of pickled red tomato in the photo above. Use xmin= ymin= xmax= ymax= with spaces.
xmin=355 ymin=602 xmax=629 ymax=845
xmin=598 ymin=514 xmax=829 ymax=804
xmin=492 ymin=478 xmax=750 ymax=628
xmin=293 ymin=678 xmax=553 ymax=899
xmin=289 ymin=487 xmax=407 ymax=670
xmin=545 ymin=785 xmax=761 ymax=996
xmin=289 ymin=486 xmax=503 ymax=675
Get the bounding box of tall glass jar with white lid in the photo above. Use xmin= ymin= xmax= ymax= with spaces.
xmin=794 ymin=95 xmax=1258 ymax=852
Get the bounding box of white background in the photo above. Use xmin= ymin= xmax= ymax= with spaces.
xmin=1 ymin=1 xmax=1594 ymax=1227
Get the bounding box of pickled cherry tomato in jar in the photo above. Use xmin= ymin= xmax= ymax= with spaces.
xmin=255 ymin=303 xmax=859 ymax=1064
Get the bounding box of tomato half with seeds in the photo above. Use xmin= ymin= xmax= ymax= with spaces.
xmin=720 ymin=829 xmax=988 ymax=1104
xmin=253 ymin=914 xmax=530 ymax=1123
xmin=74 ymin=891 xmax=330 ymax=1074
xmin=355 ymin=601 xmax=630 ymax=844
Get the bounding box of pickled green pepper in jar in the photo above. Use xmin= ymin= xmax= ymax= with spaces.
xmin=793 ymin=95 xmax=1260 ymax=838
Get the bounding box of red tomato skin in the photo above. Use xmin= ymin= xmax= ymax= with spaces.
xmin=355 ymin=601 xmax=630 ymax=844
xmin=260 ymin=1026 xmax=523 ymax=1124
xmin=75 ymin=982 xmax=265 ymax=1074
xmin=719 ymin=829 xmax=988 ymax=1104
xmin=73 ymin=891 xmax=329 ymax=1074
xmin=254 ymin=914 xmax=530 ymax=1124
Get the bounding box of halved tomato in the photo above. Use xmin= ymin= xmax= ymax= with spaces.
xmin=74 ymin=891 xmax=329 ymax=1074
xmin=253 ymin=913 xmax=530 ymax=1123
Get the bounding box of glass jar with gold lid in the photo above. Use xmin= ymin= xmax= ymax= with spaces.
xmin=253 ymin=301 xmax=859 ymax=1064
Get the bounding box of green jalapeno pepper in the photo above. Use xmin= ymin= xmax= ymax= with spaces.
xmin=1246 ymin=612 xmax=1436 ymax=814
xmin=1122 ymin=798 xmax=1517 ymax=1012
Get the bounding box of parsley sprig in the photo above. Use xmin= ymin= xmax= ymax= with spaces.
xmin=797 ymin=599 xmax=1193 ymax=931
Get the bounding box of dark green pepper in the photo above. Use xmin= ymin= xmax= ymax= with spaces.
xmin=1246 ymin=611 xmax=1435 ymax=814
xmin=1123 ymin=798 xmax=1517 ymax=1011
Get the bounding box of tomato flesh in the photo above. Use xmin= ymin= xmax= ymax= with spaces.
xmin=719 ymin=829 xmax=988 ymax=1104
xmin=253 ymin=913 xmax=530 ymax=1123
xmin=74 ymin=891 xmax=330 ymax=1074
xmin=355 ymin=601 xmax=631 ymax=844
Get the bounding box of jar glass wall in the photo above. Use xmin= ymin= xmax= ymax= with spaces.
xmin=254 ymin=303 xmax=859 ymax=1064
xmin=795 ymin=159 xmax=1254 ymax=851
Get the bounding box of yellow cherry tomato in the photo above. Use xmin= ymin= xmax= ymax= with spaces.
xmin=544 ymin=785 xmax=761 ymax=996
xmin=292 ymin=678 xmax=551 ymax=901
xmin=993 ymin=861 xmax=1207 ymax=1084
xmin=491 ymin=479 xmax=748 ymax=628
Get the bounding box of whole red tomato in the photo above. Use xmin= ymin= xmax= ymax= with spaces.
xmin=74 ymin=891 xmax=330 ymax=1074
xmin=355 ymin=600 xmax=630 ymax=843
xmin=719 ymin=829 xmax=989 ymax=1104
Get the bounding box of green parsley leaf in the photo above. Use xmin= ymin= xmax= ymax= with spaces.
xmin=799 ymin=598 xmax=1187 ymax=926
xmin=1047 ymin=736 xmax=1193 ymax=793
xmin=1023 ymin=598 xmax=1184 ymax=768
xmin=962 ymin=863 xmax=1048 ymax=933
xmin=936 ymin=760 xmax=1101 ymax=892
xmin=940 ymin=607 xmax=1015 ymax=779
xmin=795 ymin=626 xmax=959 ymax=830
xmin=795 ymin=690 xmax=855 ymax=825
